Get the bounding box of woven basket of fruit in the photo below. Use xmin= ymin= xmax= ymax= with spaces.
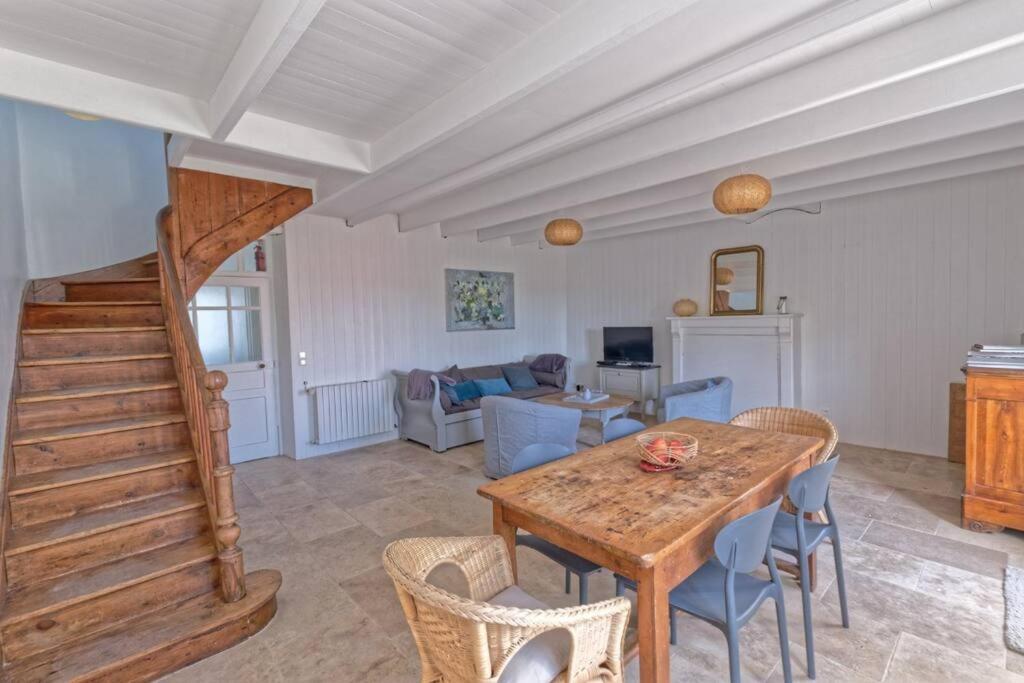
xmin=635 ymin=432 xmax=698 ymax=472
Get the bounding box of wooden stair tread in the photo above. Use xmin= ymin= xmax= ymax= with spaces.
xmin=7 ymin=489 xmax=205 ymax=555
xmin=61 ymin=278 xmax=159 ymax=285
xmin=3 ymin=570 xmax=280 ymax=682
xmin=16 ymin=380 xmax=178 ymax=404
xmin=12 ymin=412 xmax=187 ymax=446
xmin=19 ymin=352 xmax=171 ymax=367
xmin=22 ymin=326 xmax=165 ymax=335
xmin=2 ymin=537 xmax=216 ymax=625
xmin=25 ymin=301 xmax=160 ymax=307
xmin=10 ymin=450 xmax=195 ymax=496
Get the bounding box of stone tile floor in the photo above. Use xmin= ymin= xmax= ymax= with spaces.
xmin=165 ymin=439 xmax=1024 ymax=682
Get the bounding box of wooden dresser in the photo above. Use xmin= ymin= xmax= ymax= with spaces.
xmin=963 ymin=366 xmax=1024 ymax=532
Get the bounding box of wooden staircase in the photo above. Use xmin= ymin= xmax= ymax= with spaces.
xmin=0 ymin=261 xmax=279 ymax=680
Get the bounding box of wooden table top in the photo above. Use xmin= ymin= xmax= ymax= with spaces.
xmin=534 ymin=391 xmax=635 ymax=410
xmin=478 ymin=417 xmax=823 ymax=569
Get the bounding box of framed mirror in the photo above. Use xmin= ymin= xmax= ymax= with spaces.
xmin=710 ymin=245 xmax=764 ymax=315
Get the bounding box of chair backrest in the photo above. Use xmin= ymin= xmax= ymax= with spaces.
xmin=511 ymin=443 xmax=573 ymax=473
xmin=729 ymin=407 xmax=838 ymax=464
xmin=787 ymin=455 xmax=840 ymax=512
xmin=660 ymin=377 xmax=733 ymax=423
xmin=382 ymin=535 xmax=631 ymax=683
xmin=603 ymin=418 xmax=647 ymax=441
xmin=481 ymin=396 xmax=580 ymax=478
xmin=713 ymin=497 xmax=783 ymax=574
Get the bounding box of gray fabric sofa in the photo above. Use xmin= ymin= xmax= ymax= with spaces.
xmin=480 ymin=396 xmax=581 ymax=478
xmin=392 ymin=356 xmax=571 ymax=452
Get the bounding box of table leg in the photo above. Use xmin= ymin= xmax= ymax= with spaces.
xmin=492 ymin=501 xmax=518 ymax=581
xmin=636 ymin=566 xmax=670 ymax=683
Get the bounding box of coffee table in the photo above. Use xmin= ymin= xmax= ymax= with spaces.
xmin=535 ymin=391 xmax=635 ymax=439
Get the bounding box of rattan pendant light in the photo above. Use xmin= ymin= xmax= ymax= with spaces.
xmin=544 ymin=218 xmax=583 ymax=246
xmin=713 ymin=174 xmax=772 ymax=214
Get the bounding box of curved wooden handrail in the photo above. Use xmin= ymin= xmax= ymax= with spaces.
xmin=156 ymin=206 xmax=245 ymax=602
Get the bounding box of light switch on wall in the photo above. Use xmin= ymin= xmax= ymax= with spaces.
xmin=299 ymin=351 xmax=307 ymax=366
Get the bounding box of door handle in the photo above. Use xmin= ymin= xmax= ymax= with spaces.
xmin=258 ymin=362 xmax=267 ymax=369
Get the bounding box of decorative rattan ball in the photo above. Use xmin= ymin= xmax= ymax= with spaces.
xmin=544 ymin=218 xmax=583 ymax=246
xmin=712 ymin=174 xmax=772 ymax=214
xmin=673 ymin=298 xmax=698 ymax=316
xmin=715 ymin=267 xmax=735 ymax=286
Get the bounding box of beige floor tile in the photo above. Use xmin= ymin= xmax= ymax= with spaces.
xmin=346 ymin=495 xmax=432 ymax=537
xmin=274 ymin=499 xmax=360 ymax=543
xmin=835 ymin=572 xmax=1005 ymax=666
xmin=862 ymin=521 xmax=1007 ymax=579
xmin=307 ymin=524 xmax=392 ymax=582
xmin=914 ymin=561 xmax=1004 ymax=624
xmin=256 ymin=479 xmax=329 ymax=512
xmin=841 ymin=539 xmax=927 ymax=589
xmin=884 ymin=632 xmax=1021 ymax=682
xmin=830 ymin=491 xmax=939 ymax=533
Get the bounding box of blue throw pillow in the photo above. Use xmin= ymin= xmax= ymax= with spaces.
xmin=442 ymin=381 xmax=481 ymax=405
xmin=474 ymin=377 xmax=513 ymax=396
xmin=501 ymin=365 xmax=539 ymax=390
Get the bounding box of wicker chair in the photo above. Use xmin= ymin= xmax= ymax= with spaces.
xmin=729 ymin=407 xmax=838 ymax=465
xmin=383 ymin=536 xmax=631 ymax=683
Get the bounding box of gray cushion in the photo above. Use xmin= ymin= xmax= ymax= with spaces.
xmin=504 ymin=386 xmax=561 ymax=401
xmin=488 ymin=586 xmax=569 ymax=682
xmin=530 ymin=370 xmax=562 ymax=387
xmin=444 ymin=397 xmax=481 ymax=414
xmin=502 ymin=365 xmax=539 ymax=390
xmin=459 ymin=365 xmax=504 ymax=381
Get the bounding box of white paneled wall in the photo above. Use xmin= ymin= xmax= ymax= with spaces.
xmin=282 ymin=213 xmax=567 ymax=458
xmin=566 ymin=167 xmax=1024 ymax=457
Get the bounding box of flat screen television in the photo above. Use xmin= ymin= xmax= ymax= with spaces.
xmin=602 ymin=326 xmax=654 ymax=364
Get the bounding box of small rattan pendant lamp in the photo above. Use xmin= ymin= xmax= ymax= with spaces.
xmin=713 ymin=174 xmax=772 ymax=214
xmin=544 ymin=218 xmax=583 ymax=246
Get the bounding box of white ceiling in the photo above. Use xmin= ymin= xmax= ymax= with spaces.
xmin=1 ymin=0 xmax=1023 ymax=246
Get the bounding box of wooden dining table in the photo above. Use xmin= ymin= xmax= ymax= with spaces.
xmin=477 ymin=417 xmax=823 ymax=683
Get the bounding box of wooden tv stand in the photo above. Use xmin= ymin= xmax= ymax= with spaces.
xmin=963 ymin=366 xmax=1024 ymax=533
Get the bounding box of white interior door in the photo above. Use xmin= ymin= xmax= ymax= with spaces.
xmin=190 ymin=278 xmax=280 ymax=463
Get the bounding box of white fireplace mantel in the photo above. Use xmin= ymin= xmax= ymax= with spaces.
xmin=667 ymin=315 xmax=802 ymax=415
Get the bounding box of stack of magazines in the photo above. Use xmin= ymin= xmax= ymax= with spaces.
xmin=965 ymin=344 xmax=1024 ymax=370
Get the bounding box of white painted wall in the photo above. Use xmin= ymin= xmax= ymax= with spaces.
xmin=566 ymin=166 xmax=1024 ymax=457
xmin=0 ymin=99 xmax=28 ymax=471
xmin=279 ymin=214 xmax=568 ymax=459
xmin=14 ymin=102 xmax=167 ymax=278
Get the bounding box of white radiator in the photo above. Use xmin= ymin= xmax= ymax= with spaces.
xmin=309 ymin=379 xmax=394 ymax=444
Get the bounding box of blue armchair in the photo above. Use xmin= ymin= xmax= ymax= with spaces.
xmin=657 ymin=377 xmax=732 ymax=423
xmin=480 ymin=396 xmax=581 ymax=478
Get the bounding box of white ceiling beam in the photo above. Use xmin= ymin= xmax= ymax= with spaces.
xmin=209 ymin=0 xmax=326 ymax=140
xmin=367 ymin=0 xmax=959 ymax=226
xmin=178 ymin=154 xmax=317 ymax=192
xmin=506 ymin=121 xmax=1024 ymax=244
xmin=401 ymin=0 xmax=1024 ymax=230
xmin=570 ymin=146 xmax=1024 ymax=244
xmin=434 ymin=40 xmax=1024 ymax=237
xmin=223 ymin=113 xmax=370 ymax=173
xmin=165 ymin=0 xmax=328 ymax=173
xmin=313 ymin=0 xmax=843 ymax=220
xmin=0 ymin=47 xmax=207 ymax=136
xmin=473 ymin=91 xmax=1024 ymax=241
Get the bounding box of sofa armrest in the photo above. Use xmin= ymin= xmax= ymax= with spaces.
xmin=392 ymin=371 xmax=444 ymax=422
xmin=522 ymin=355 xmax=572 ymax=389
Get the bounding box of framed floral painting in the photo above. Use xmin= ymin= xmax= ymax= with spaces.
xmin=445 ymin=269 xmax=515 ymax=331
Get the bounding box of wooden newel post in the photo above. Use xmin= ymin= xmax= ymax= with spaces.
xmin=205 ymin=370 xmax=246 ymax=602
